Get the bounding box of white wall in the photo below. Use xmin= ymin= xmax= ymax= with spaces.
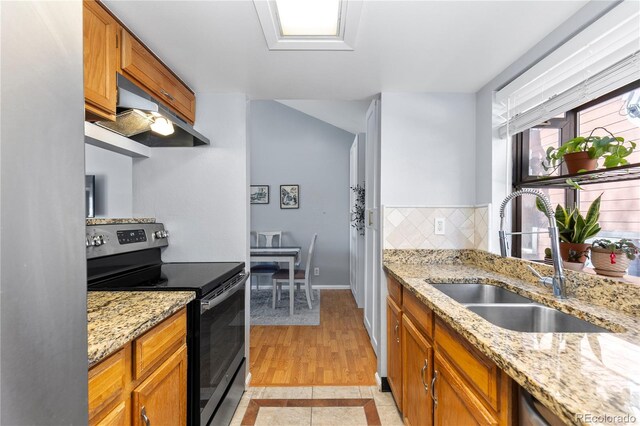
xmin=380 ymin=93 xmax=476 ymax=206
xmin=249 ymin=101 xmax=355 ymax=287
xmin=85 ymin=144 xmax=133 ymax=218
xmin=132 ymin=93 xmax=249 ymax=263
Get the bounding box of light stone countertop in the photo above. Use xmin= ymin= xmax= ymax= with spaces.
xmin=383 ymin=250 xmax=640 ymax=426
xmin=86 ymin=218 xmax=156 ymax=225
xmin=87 ymin=291 xmax=195 ymax=367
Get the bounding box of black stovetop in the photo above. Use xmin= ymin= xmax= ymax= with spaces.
xmin=88 ymin=259 xmax=245 ymax=298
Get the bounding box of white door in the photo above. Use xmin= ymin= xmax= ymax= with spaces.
xmin=363 ymin=99 xmax=381 ymax=355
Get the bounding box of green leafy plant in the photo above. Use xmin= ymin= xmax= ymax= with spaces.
xmin=591 ymin=238 xmax=638 ymax=261
xmin=536 ymin=194 xmax=602 ymax=244
xmin=542 ymin=127 xmax=636 ymax=173
xmin=350 ymin=184 xmax=365 ymax=236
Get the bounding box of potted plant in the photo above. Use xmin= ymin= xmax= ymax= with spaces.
xmin=536 ymin=194 xmax=602 ymax=263
xmin=563 ymin=248 xmax=589 ymax=271
xmin=542 ymin=127 xmax=636 ymax=175
xmin=590 ymin=238 xmax=639 ymax=277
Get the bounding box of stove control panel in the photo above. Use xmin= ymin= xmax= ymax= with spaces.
xmin=86 ymin=223 xmax=168 ymax=259
xmin=117 ymin=229 xmax=147 ymax=244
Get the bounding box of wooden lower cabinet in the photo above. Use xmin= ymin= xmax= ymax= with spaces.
xmin=385 ymin=276 xmax=516 ymax=425
xmin=132 ymin=345 xmax=187 ymax=426
xmin=386 ymin=296 xmax=403 ymax=409
xmin=89 ymin=309 xmax=187 ymax=426
xmin=433 ymin=353 xmax=497 ymax=426
xmin=401 ymin=315 xmax=433 ymax=426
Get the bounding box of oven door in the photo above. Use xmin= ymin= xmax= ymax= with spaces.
xmin=198 ymin=272 xmax=247 ymax=425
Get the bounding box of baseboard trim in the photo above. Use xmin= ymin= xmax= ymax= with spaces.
xmin=316 ymin=285 xmax=351 ymax=290
xmin=375 ymin=372 xmax=382 ymax=390
xmin=245 ymin=372 xmax=252 ymax=388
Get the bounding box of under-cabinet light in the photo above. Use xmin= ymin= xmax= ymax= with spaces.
xmin=150 ymin=116 xmax=174 ymax=136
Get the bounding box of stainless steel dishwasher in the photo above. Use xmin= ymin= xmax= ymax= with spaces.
xmin=519 ymin=387 xmax=565 ymax=426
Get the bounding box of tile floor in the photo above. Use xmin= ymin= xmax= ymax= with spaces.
xmin=230 ymin=386 xmax=403 ymax=426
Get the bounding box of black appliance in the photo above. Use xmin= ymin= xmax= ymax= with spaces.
xmin=86 ymin=223 xmax=247 ymax=426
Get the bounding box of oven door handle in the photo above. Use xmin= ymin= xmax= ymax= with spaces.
xmin=200 ymin=272 xmax=249 ymax=313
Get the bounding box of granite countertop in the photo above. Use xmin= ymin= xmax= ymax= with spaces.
xmin=383 ymin=250 xmax=640 ymax=426
xmin=87 ymin=291 xmax=195 ymax=367
xmin=86 ymin=218 xmax=156 ymax=225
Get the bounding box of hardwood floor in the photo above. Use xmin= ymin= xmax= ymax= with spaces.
xmin=250 ymin=290 xmax=378 ymax=386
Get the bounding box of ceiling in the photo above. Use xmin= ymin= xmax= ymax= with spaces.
xmin=104 ymin=0 xmax=589 ymax=100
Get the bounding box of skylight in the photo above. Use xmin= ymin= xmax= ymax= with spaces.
xmin=253 ymin=0 xmax=362 ymax=51
xmin=275 ymin=0 xmax=341 ymax=37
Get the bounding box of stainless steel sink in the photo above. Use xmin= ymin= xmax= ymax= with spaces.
xmin=466 ymin=304 xmax=612 ymax=333
xmin=430 ymin=283 xmax=534 ymax=304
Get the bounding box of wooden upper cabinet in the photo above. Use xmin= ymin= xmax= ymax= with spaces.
xmin=83 ymin=0 xmax=118 ymax=121
xmin=131 ymin=345 xmax=188 ymax=426
xmin=120 ymin=30 xmax=196 ymax=124
xmin=386 ymin=296 xmax=402 ymax=410
xmin=402 ymin=315 xmax=433 ymax=426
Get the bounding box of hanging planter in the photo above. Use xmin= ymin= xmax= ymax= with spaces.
xmin=563 ymin=152 xmax=598 ymax=174
xmin=590 ymin=239 xmax=638 ymax=277
xmin=542 ymin=127 xmax=635 ymax=175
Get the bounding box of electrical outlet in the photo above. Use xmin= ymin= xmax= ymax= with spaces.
xmin=435 ymin=218 xmax=446 ymax=235
xmin=314 ymin=267 xmax=320 ymax=276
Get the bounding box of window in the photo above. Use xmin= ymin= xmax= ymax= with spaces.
xmin=512 ymin=82 xmax=640 ymax=277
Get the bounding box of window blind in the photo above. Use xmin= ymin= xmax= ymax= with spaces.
xmin=497 ymin=0 xmax=640 ymax=137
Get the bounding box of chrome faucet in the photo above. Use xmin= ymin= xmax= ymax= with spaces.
xmin=499 ymin=189 xmax=566 ymax=299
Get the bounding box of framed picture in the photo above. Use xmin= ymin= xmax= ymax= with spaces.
xmin=280 ymin=185 xmax=299 ymax=209
xmin=250 ymin=185 xmax=269 ymax=204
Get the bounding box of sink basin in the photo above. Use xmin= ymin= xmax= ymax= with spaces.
xmin=466 ymin=304 xmax=612 ymax=333
xmin=430 ymin=283 xmax=534 ymax=304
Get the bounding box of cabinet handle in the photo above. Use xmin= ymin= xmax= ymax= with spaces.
xmin=141 ymin=406 xmax=150 ymax=426
xmin=394 ymin=322 xmax=400 ymax=343
xmin=431 ymin=370 xmax=438 ymax=408
xmin=160 ymin=89 xmax=175 ymax=101
xmin=368 ymin=210 xmax=373 ymax=226
xmin=420 ymin=359 xmax=429 ymax=392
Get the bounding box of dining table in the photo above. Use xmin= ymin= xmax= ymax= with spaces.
xmin=250 ymin=246 xmax=301 ymax=316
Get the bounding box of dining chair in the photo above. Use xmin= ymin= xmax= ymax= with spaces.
xmin=250 ymin=231 xmax=282 ymax=291
xmin=271 ymin=233 xmax=317 ymax=310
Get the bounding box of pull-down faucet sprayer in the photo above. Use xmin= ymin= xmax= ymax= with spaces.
xmin=498 ymin=189 xmax=566 ymax=299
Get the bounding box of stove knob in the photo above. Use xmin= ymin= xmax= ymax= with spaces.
xmin=162 ymin=230 xmax=169 ymax=238
xmin=154 ymin=230 xmax=164 ymax=239
xmin=88 ymin=235 xmax=104 ymax=247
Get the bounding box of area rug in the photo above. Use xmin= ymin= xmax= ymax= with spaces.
xmin=250 ymin=288 xmax=321 ymax=326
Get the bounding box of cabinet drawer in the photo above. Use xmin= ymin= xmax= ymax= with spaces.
xmin=134 ymin=308 xmax=187 ymax=380
xmin=435 ymin=319 xmax=499 ymax=411
xmin=402 ymin=289 xmax=433 ymax=339
xmin=387 ymin=276 xmax=403 ymax=306
xmin=88 ymin=348 xmax=126 ymax=419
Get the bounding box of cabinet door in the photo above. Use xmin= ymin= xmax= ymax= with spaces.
xmin=120 ymin=30 xmax=196 ymax=124
xmin=433 ymin=352 xmax=497 ymax=426
xmin=386 ymin=296 xmax=402 ymax=409
xmin=132 ymin=345 xmax=188 ymax=426
xmin=93 ymin=401 xmax=126 ymax=426
xmin=401 ymin=315 xmax=433 ymax=426
xmin=83 ymin=0 xmax=117 ymax=121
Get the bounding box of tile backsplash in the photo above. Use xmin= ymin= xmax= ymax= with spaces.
xmin=384 ymin=205 xmax=489 ymax=250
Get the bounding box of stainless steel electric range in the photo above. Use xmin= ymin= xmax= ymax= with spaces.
xmin=86 ymin=223 xmax=247 ymax=426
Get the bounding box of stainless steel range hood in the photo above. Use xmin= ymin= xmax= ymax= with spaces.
xmin=95 ymin=74 xmax=209 ymax=147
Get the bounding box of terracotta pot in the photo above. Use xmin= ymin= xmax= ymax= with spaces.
xmin=559 ymin=242 xmax=590 ymax=263
xmin=590 ymin=247 xmax=630 ymax=277
xmin=562 ymin=261 xmax=585 ymax=272
xmin=563 ymin=152 xmax=597 ymax=174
